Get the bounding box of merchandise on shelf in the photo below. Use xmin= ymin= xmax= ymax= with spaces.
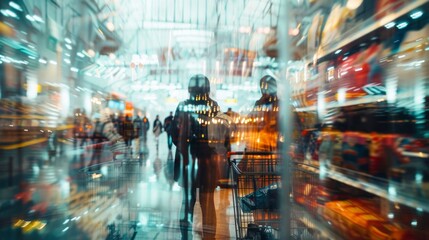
xmin=290 ymin=0 xmax=429 ymax=238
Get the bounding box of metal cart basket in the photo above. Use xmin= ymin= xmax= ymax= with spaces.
xmin=229 ymin=151 xmax=281 ymax=240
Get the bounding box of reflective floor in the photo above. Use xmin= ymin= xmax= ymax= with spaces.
xmin=0 ymin=132 xmax=237 ymax=239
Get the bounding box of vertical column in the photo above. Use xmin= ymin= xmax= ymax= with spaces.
xmin=277 ymin=0 xmax=292 ymax=239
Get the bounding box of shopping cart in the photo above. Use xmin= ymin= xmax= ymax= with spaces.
xmin=229 ymin=151 xmax=282 ymax=240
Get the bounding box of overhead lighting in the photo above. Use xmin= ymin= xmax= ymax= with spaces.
xmin=410 ymin=11 xmax=423 ymax=19
xmin=1 ymin=9 xmax=18 ymax=19
xmin=289 ymin=27 xmax=299 ymax=36
xmin=106 ymin=22 xmax=115 ymax=31
xmin=143 ymin=21 xmax=196 ymax=29
xmin=32 ymin=15 xmax=43 ymax=23
xmin=70 ymin=67 xmax=79 ymax=72
xmin=64 ymin=59 xmax=71 ymax=64
xmin=38 ymin=58 xmax=47 ymax=64
xmin=49 ymin=60 xmax=57 ymax=65
xmin=65 ymin=44 xmax=72 ymax=50
xmin=64 ymin=38 xmax=72 ymax=44
xmin=346 ymin=0 xmax=363 ymax=10
xmin=25 ymin=14 xmax=34 ymax=22
xmin=256 ymin=27 xmax=271 ymax=34
xmin=335 ymin=49 xmax=342 ymax=54
xmin=77 ymin=52 xmax=85 ymax=58
xmin=86 ymin=49 xmax=95 ymax=58
xmin=9 ymin=2 xmax=23 ymax=11
xmin=239 ymin=26 xmax=252 ymax=33
xmin=396 ymin=22 xmax=408 ymax=29
xmin=384 ymin=22 xmax=396 ymax=29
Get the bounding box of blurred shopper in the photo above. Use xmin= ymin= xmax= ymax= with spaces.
xmin=89 ymin=116 xmax=106 ymax=171
xmin=142 ymin=115 xmax=150 ymax=143
xmin=133 ymin=114 xmax=143 ymax=156
xmin=133 ymin=115 xmax=143 ymax=138
xmin=153 ymin=115 xmax=163 ymax=144
xmin=172 ymin=74 xmax=229 ymax=240
xmin=164 ymin=111 xmax=174 ymax=150
xmin=246 ymin=75 xmax=281 ymax=152
xmin=116 ymin=114 xmax=125 ymax=138
xmin=47 ymin=131 xmax=58 ymax=161
xmin=73 ymin=109 xmax=92 ymax=148
xmin=99 ymin=110 xmax=127 ymax=160
xmin=123 ymin=115 xmax=134 ymax=147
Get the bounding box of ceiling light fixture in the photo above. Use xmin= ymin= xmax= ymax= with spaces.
xmin=106 ymin=22 xmax=115 ymax=31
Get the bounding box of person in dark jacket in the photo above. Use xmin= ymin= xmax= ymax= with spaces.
xmin=172 ymin=74 xmax=225 ymax=240
xmin=164 ymin=111 xmax=174 ymax=150
xmin=142 ymin=115 xmax=150 ymax=143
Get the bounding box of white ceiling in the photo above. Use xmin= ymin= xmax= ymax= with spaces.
xmin=83 ymin=0 xmax=281 ymax=113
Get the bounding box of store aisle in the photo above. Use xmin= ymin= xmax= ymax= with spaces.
xmin=0 ymin=131 xmax=237 ymax=239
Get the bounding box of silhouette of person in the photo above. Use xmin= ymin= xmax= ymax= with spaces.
xmin=172 ymin=74 xmax=226 ymax=240
xmin=142 ymin=115 xmax=150 ymax=143
xmin=123 ymin=115 xmax=134 ymax=147
xmin=89 ymin=116 xmax=105 ymax=171
xmin=164 ymin=111 xmax=174 ymax=150
xmin=246 ymin=75 xmax=281 ymax=152
xmin=153 ymin=115 xmax=163 ymax=150
xmin=133 ymin=115 xmax=143 ymax=138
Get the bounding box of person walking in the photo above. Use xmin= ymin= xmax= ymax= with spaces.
xmin=123 ymin=115 xmax=134 ymax=147
xmin=152 ymin=115 xmax=163 ymax=149
xmin=89 ymin=116 xmax=105 ymax=171
xmin=172 ymin=74 xmax=228 ymax=240
xmin=163 ymin=111 xmax=174 ymax=150
xmin=142 ymin=115 xmax=150 ymax=143
xmin=246 ymin=75 xmax=281 ymax=152
xmin=133 ymin=115 xmax=143 ymax=138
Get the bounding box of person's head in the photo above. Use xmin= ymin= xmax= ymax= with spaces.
xmin=259 ymin=75 xmax=277 ymax=96
xmin=156 ymin=115 xmax=159 ymax=119
xmin=188 ymin=74 xmax=210 ymax=98
xmin=169 ymin=111 xmax=173 ymax=116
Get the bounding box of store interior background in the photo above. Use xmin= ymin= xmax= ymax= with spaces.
xmin=1 ymin=0 xmax=284 ymax=119
xmin=1 ymin=0 xmax=429 ymax=239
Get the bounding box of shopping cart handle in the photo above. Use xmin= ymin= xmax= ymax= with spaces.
xmin=227 ymin=151 xmax=279 ymax=158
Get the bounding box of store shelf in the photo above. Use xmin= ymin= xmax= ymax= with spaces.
xmin=293 ymin=203 xmax=342 ymax=240
xmin=295 ymin=95 xmax=386 ymax=112
xmin=316 ymin=0 xmax=428 ymax=61
xmin=294 ymin=160 xmax=429 ymax=212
